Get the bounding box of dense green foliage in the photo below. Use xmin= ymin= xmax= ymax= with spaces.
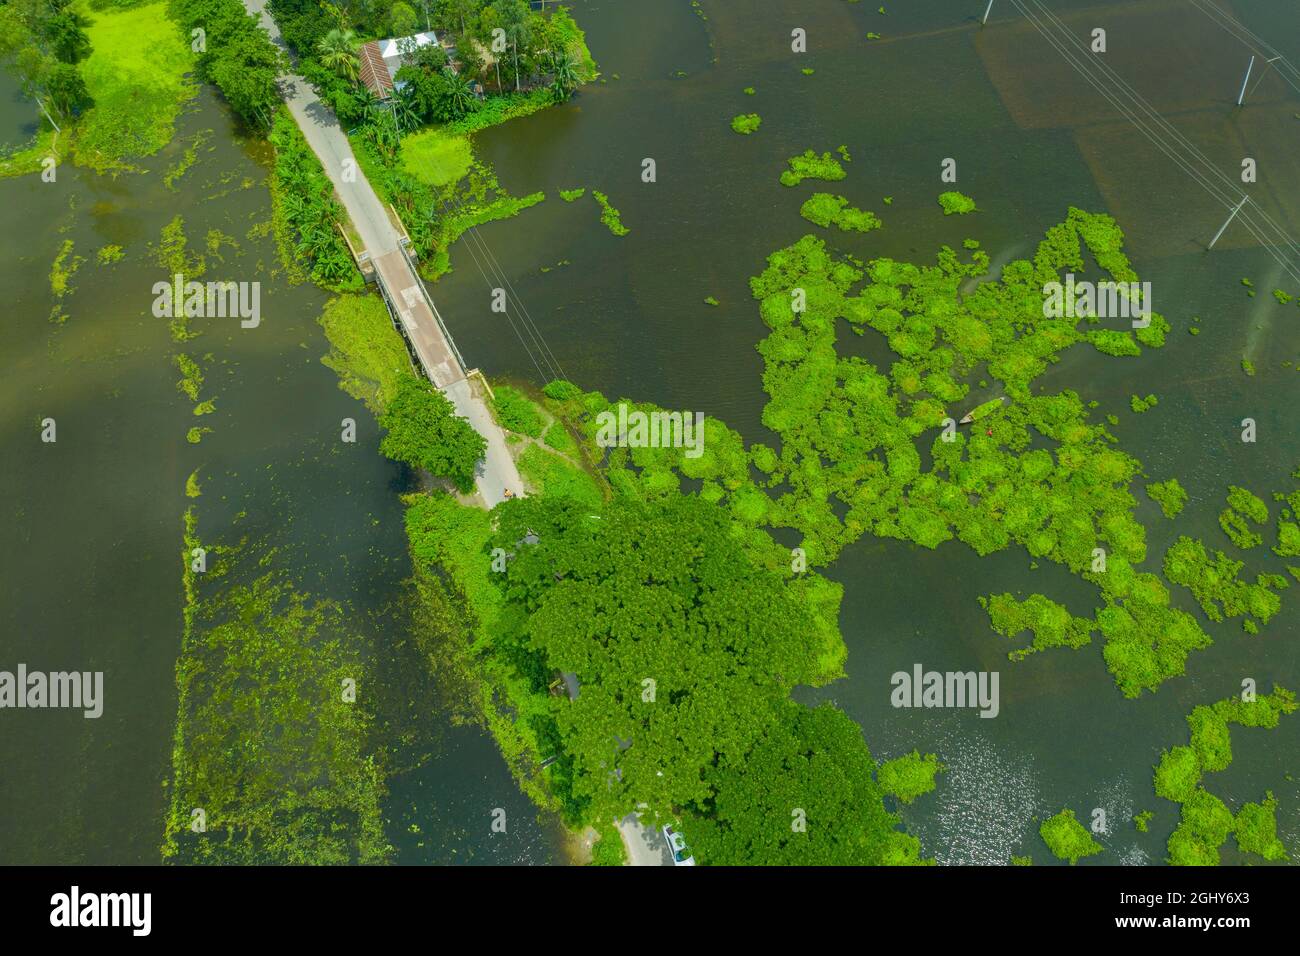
xmin=1153 ymin=686 xmax=1296 ymax=864
xmin=730 ymin=112 xmax=761 ymax=134
xmin=1219 ymin=485 xmax=1268 ymax=550
xmin=169 ymin=0 xmax=283 ymax=130
xmin=1039 ymin=809 xmax=1102 ymax=864
xmin=1145 ymin=478 xmax=1187 ymax=518
xmin=517 ymin=444 xmax=602 ymax=508
xmin=492 ymin=384 xmax=544 ymax=436
xmin=270 ymin=0 xmax=594 ymax=129
xmin=592 ymin=189 xmax=628 ymax=236
xmin=877 ymin=750 xmax=942 ymax=804
xmin=0 ymin=0 xmax=96 ymax=120
xmin=538 ymin=207 xmax=1199 ymax=697
xmin=981 ymin=592 xmax=1092 ymax=659
xmin=779 ymin=148 xmax=846 ymax=186
xmin=268 ymin=110 xmax=365 ymax=290
xmin=588 ymin=821 xmax=626 ymax=865
xmin=938 ymin=190 xmax=976 ymax=215
xmin=799 ymin=192 xmax=881 ymax=232
xmin=379 ymin=374 xmax=486 ymax=492
xmin=1163 ymin=535 xmax=1285 ymax=629
xmin=318 ymin=294 xmax=411 ymax=410
xmin=488 ymin=495 xmax=828 ymax=824
xmin=686 ymin=702 xmax=922 ymax=865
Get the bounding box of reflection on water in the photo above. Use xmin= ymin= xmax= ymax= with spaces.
xmin=0 ymin=74 xmax=39 ymax=152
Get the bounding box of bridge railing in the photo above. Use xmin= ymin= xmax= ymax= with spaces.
xmin=396 ymin=239 xmax=469 ymax=376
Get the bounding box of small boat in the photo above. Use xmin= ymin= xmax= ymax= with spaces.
xmin=958 ymin=396 xmax=1006 ymax=425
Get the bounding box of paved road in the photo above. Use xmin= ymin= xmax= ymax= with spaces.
xmin=245 ymin=0 xmax=399 ymax=258
xmin=245 ymin=0 xmax=523 ymax=507
xmin=617 ymin=813 xmax=673 ymax=866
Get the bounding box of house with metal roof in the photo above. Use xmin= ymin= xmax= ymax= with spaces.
xmin=358 ymin=31 xmax=442 ymax=100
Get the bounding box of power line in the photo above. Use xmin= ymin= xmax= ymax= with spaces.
xmin=1186 ymin=0 xmax=1300 ymax=94
xmin=1006 ymin=0 xmax=1300 ymax=285
xmin=439 ymin=188 xmax=569 ymax=381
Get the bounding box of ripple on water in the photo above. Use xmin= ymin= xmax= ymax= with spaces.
xmin=907 ymin=716 xmax=1043 ymax=865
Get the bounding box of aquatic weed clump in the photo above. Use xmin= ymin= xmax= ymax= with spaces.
xmin=1154 ymin=687 xmax=1296 ymax=864
xmin=799 ymin=193 xmax=881 ymax=232
xmin=779 ymin=149 xmax=847 ymax=187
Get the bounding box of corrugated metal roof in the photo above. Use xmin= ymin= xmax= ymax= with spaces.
xmin=358 ymin=41 xmax=394 ymax=97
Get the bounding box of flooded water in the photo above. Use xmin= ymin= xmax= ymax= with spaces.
xmin=441 ymin=0 xmax=1300 ymax=863
xmin=3 ymin=0 xmax=1298 ymax=864
xmin=0 ymin=76 xmax=39 ymax=155
xmin=0 ymin=87 xmax=564 ymax=865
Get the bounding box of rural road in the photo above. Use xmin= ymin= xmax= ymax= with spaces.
xmin=617 ymin=813 xmax=673 ymax=866
xmin=243 ymin=0 xmax=523 ymax=507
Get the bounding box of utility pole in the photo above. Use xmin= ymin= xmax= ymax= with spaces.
xmin=34 ymin=95 xmax=60 ymax=134
xmin=982 ymin=0 xmax=995 ymax=26
xmin=1208 ymin=196 xmax=1248 ymax=250
xmin=1236 ymin=55 xmax=1254 ymax=106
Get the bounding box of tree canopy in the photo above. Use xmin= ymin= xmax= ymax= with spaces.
xmin=491 ymin=495 xmax=852 ymax=829
xmin=685 ymin=701 xmax=923 ymax=865
xmin=379 ymin=373 xmax=486 ymax=493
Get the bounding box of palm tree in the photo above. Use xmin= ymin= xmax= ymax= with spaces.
xmin=442 ymin=68 xmax=476 ymax=119
xmin=548 ymin=51 xmax=577 ymax=102
xmin=391 ymin=93 xmax=420 ymax=135
xmin=318 ymin=29 xmax=360 ymax=84
xmin=495 ymin=0 xmax=531 ymax=92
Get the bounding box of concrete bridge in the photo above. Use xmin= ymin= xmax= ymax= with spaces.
xmin=243 ymin=0 xmax=523 ymax=507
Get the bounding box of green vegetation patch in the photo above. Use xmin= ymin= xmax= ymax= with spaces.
xmin=799 ymin=193 xmax=881 ymax=233
xmin=938 ymin=190 xmax=976 ymax=215
xmin=982 ymin=592 xmax=1093 ymax=660
xmin=730 ymin=113 xmax=762 ymax=134
xmin=1162 ymin=535 xmax=1285 ymax=628
xmin=877 ymin=750 xmax=942 ymax=804
xmin=536 ymin=208 xmax=1198 ymax=698
xmin=1039 ymin=809 xmax=1102 ymax=864
xmin=592 ymin=190 xmax=629 ymax=236
xmin=779 ymin=149 xmax=846 ymax=187
xmin=1145 ymin=478 xmax=1187 ymax=518
xmin=1218 ymin=485 xmax=1268 ymax=549
xmin=379 ymin=374 xmax=486 ymax=494
xmin=1153 ymin=686 xmax=1296 ymax=865
xmin=517 ymin=444 xmax=602 ymax=508
xmin=72 ymin=1 xmax=197 ymax=173
xmin=589 ymin=821 xmax=626 ymax=866
xmin=400 ymin=127 xmax=474 ymax=188
xmin=318 ymin=294 xmax=411 ymax=412
xmin=268 ymin=110 xmax=364 ymax=292
xmin=492 ymin=384 xmax=545 ymax=437
xmin=163 ymin=519 xmax=388 ymax=864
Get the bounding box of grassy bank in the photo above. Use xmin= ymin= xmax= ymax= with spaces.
xmin=268 ymin=109 xmax=365 ymax=291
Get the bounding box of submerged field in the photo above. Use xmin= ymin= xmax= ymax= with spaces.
xmin=73 ymin=0 xmax=196 ymax=172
